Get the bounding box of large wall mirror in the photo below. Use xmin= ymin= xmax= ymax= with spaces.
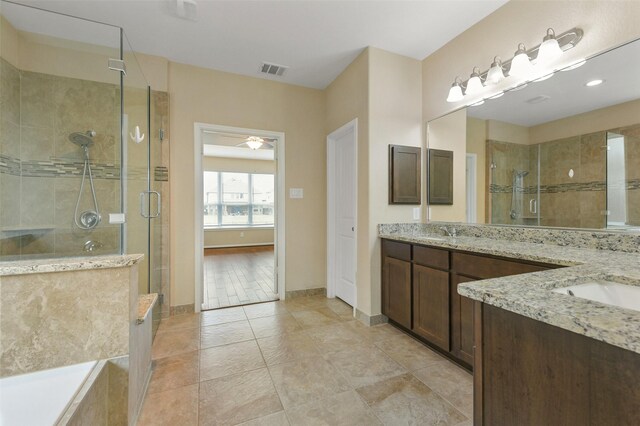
xmin=427 ymin=37 xmax=640 ymax=231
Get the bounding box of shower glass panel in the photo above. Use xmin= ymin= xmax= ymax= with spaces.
xmin=122 ymin=37 xmax=150 ymax=298
xmin=0 ymin=1 xmax=122 ymax=259
xmin=487 ymin=140 xmax=538 ymax=225
xmin=607 ymin=132 xmax=640 ymax=229
xmin=538 ymin=132 xmax=607 ymax=229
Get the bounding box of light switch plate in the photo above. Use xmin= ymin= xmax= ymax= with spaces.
xmin=289 ymin=188 xmax=303 ymax=199
xmin=413 ymin=207 xmax=420 ymax=221
xmin=109 ymin=213 xmax=126 ymax=224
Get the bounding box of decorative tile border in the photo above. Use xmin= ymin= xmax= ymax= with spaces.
xmin=490 ymin=179 xmax=640 ymax=194
xmin=154 ymin=166 xmax=168 ymax=182
xmin=0 ymin=155 xmax=121 ymax=179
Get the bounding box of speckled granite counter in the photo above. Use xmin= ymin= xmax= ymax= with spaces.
xmin=379 ymin=223 xmax=640 ymax=355
xmin=137 ymin=293 xmax=158 ymax=324
xmin=0 ymin=254 xmax=144 ymax=276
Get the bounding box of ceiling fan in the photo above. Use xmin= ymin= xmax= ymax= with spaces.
xmin=236 ymin=136 xmax=275 ymax=150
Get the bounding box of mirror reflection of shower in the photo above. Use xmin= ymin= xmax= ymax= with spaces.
xmin=510 ymin=169 xmax=529 ymax=220
xmin=69 ymin=130 xmax=101 ymax=230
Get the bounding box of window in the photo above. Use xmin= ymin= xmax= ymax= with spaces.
xmin=204 ymin=171 xmax=274 ymax=227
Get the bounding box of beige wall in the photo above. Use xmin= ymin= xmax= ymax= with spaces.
xmin=169 ymin=62 xmax=326 ymax=306
xmin=422 ymin=0 xmax=640 ymax=221
xmin=325 ymin=49 xmax=370 ymax=313
xmin=486 ymin=119 xmax=530 ymax=145
xmin=427 ymin=109 xmax=467 ymax=222
xmin=325 ymin=48 xmax=422 ymax=317
xmin=530 ymin=98 xmax=640 ymax=144
xmin=466 ymin=117 xmax=486 ymax=223
xmin=368 ymin=48 xmax=422 ymax=316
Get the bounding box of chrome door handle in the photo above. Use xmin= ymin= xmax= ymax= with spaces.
xmin=529 ymin=199 xmax=537 ymax=214
xmin=140 ymin=192 xmax=149 ymax=218
xmin=150 ymin=191 xmax=161 ymax=218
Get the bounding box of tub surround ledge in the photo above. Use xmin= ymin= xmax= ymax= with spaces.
xmin=379 ymin=223 xmax=640 ymax=355
xmin=137 ymin=293 xmax=158 ymax=324
xmin=0 ymin=254 xmax=144 ymax=276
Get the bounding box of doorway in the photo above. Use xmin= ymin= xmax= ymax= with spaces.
xmin=327 ymin=119 xmax=357 ymax=307
xmin=194 ymin=123 xmax=285 ymax=311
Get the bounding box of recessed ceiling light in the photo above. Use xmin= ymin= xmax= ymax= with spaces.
xmin=585 ymin=79 xmax=604 ymax=87
xmin=561 ymin=59 xmax=586 ymax=71
xmin=469 ymin=100 xmax=485 ymax=107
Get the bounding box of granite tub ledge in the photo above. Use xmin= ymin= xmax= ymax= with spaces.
xmin=0 ymin=254 xmax=144 ymax=276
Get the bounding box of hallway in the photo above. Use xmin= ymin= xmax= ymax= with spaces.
xmin=203 ymin=246 xmax=277 ymax=310
xmin=139 ymin=295 xmax=473 ymax=425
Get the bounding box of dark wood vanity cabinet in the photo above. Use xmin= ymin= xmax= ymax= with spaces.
xmin=381 ymin=238 xmax=556 ymax=369
xmin=381 ymin=241 xmax=412 ymax=329
xmin=475 ymin=303 xmax=640 ymax=425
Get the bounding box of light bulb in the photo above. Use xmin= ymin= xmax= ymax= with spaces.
xmin=446 ymin=79 xmax=464 ymax=102
xmin=537 ymin=28 xmax=563 ymax=66
xmin=509 ymin=43 xmax=533 ymax=78
xmin=245 ymin=136 xmax=264 ymax=150
xmin=486 ymin=57 xmax=505 ymax=85
xmin=465 ymin=67 xmax=484 ymax=95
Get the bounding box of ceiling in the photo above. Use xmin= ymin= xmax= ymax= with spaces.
xmin=9 ymin=0 xmax=508 ymax=89
xmin=467 ymin=37 xmax=640 ymax=127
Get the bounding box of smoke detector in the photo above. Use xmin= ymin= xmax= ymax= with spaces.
xmin=260 ymin=62 xmax=289 ymax=77
xmin=175 ymin=0 xmax=197 ymax=21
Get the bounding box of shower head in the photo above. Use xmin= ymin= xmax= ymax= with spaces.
xmin=69 ymin=131 xmax=96 ymax=148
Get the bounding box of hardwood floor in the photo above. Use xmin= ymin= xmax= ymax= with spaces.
xmin=203 ymin=246 xmax=277 ymax=310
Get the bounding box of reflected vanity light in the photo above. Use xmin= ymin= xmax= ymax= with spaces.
xmin=445 ymin=26 xmax=583 ymax=103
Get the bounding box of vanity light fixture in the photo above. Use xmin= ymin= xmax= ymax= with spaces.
xmin=486 ymin=57 xmax=505 ymax=85
xmin=585 ymin=79 xmax=604 ymax=87
xmin=465 ymin=67 xmax=484 ymax=95
xmin=509 ymin=43 xmax=534 ymax=78
xmin=245 ymin=136 xmax=264 ymax=150
xmin=446 ymin=77 xmax=465 ymax=102
xmin=445 ymin=26 xmax=583 ymax=103
xmin=537 ymin=28 xmax=563 ymax=65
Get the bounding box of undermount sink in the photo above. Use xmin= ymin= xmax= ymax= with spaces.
xmin=553 ymin=281 xmax=640 ymax=312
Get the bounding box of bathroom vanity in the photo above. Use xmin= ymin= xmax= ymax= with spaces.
xmin=379 ymin=223 xmax=640 ymax=425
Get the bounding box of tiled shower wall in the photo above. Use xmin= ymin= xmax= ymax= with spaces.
xmin=0 ymin=58 xmax=120 ymax=259
xmin=487 ymin=124 xmax=640 ymax=229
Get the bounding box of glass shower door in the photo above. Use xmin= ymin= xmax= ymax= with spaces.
xmin=122 ymin=37 xmax=151 ymax=298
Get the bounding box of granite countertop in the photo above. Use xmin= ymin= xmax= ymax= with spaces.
xmin=137 ymin=293 xmax=158 ymax=324
xmin=379 ymin=228 xmax=640 ymax=355
xmin=0 ymin=254 xmax=144 ymax=276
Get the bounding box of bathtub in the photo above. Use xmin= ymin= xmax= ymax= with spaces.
xmin=0 ymin=361 xmax=97 ymax=426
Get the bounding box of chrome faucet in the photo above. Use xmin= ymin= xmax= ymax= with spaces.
xmin=440 ymin=226 xmax=457 ymax=237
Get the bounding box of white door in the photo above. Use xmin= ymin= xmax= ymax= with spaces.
xmin=333 ymin=127 xmax=356 ymax=306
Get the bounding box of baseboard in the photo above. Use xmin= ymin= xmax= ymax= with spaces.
xmin=355 ymin=309 xmax=388 ymax=326
xmin=285 ymin=287 xmax=326 ymax=299
xmin=170 ymin=303 xmax=195 ymax=316
xmin=204 ymin=243 xmax=274 ymax=249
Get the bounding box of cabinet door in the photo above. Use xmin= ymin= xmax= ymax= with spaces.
xmin=382 ymin=256 xmax=412 ymax=329
xmin=451 ymin=274 xmax=475 ymax=366
xmin=412 ymin=264 xmax=450 ymax=351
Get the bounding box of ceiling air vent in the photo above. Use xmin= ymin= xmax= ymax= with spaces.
xmin=260 ymin=62 xmax=288 ymax=77
xmin=525 ymin=95 xmax=551 ymax=104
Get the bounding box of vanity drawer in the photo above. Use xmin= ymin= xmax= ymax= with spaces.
xmin=414 ymin=246 xmax=449 ymax=271
xmin=452 ymin=252 xmax=548 ymax=279
xmin=382 ymin=240 xmax=411 ymax=261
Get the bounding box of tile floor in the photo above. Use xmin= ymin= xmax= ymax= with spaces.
xmin=203 ymin=246 xmax=278 ymax=310
xmin=139 ymin=295 xmax=473 ymax=426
